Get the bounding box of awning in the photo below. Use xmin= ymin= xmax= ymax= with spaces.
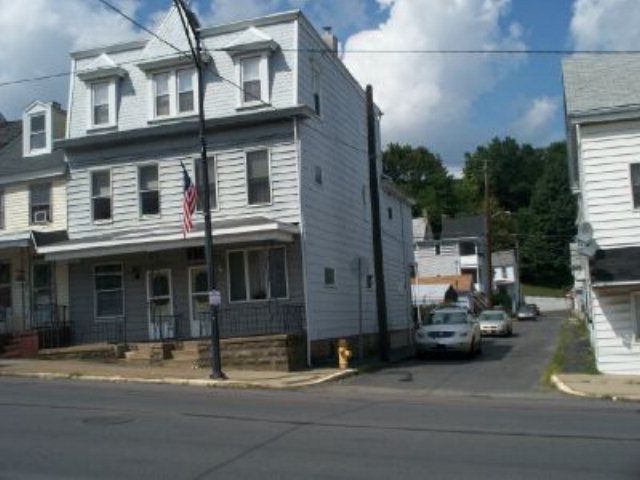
xmin=37 ymin=217 xmax=299 ymax=261
xmin=0 ymin=231 xmax=33 ymax=249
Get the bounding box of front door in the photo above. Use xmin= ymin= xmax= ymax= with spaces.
xmin=32 ymin=263 xmax=53 ymax=328
xmin=189 ymin=266 xmax=210 ymax=338
xmin=147 ymin=269 xmax=174 ymax=340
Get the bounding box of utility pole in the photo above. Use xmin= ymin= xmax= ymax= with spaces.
xmin=484 ymin=157 xmax=493 ymax=308
xmin=174 ymin=0 xmax=225 ymax=379
xmin=366 ymin=85 xmax=390 ymax=362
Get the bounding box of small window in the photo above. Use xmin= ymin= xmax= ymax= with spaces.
xmin=241 ymin=56 xmax=262 ymax=104
xmin=324 ymin=267 xmax=336 ymax=287
xmin=154 ymin=72 xmax=171 ymax=117
xmin=312 ymin=66 xmax=321 ymax=115
xmin=195 ymin=158 xmax=217 ymax=210
xmin=0 ymin=262 xmax=11 ymax=309
xmin=314 ymin=165 xmax=323 ymax=185
xmin=29 ymin=114 xmax=46 ymax=152
xmin=139 ymin=165 xmax=159 ymax=216
xmin=246 ymin=150 xmax=270 ymax=205
xmin=30 ymin=183 xmax=51 ymax=224
xmin=94 ymin=264 xmax=123 ymax=318
xmin=366 ymin=274 xmax=374 ymax=289
xmin=631 ymin=163 xmax=640 ymax=208
xmin=177 ymin=68 xmax=195 ymax=113
xmin=91 ymin=170 xmax=111 ymax=221
xmin=388 ymin=207 xmax=393 ymax=220
xmin=92 ymin=82 xmax=110 ymax=125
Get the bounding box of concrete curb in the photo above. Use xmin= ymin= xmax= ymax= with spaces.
xmin=0 ymin=368 xmax=357 ymax=390
xmin=550 ymin=374 xmax=640 ymax=402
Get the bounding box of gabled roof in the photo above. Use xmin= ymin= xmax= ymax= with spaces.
xmin=563 ymin=55 xmax=640 ymax=120
xmin=0 ymin=120 xmax=66 ymax=184
xmin=441 ymin=215 xmax=485 ymax=240
xmin=223 ymin=26 xmax=278 ymax=54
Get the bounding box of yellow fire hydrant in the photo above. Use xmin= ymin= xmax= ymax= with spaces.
xmin=337 ymin=339 xmax=352 ymax=370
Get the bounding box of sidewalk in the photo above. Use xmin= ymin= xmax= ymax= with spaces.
xmin=552 ymin=373 xmax=640 ymax=401
xmin=0 ymin=358 xmax=356 ymax=389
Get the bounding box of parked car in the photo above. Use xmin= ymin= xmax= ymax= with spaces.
xmin=528 ymin=303 xmax=541 ymax=316
xmin=478 ymin=309 xmax=513 ymax=336
xmin=415 ymin=307 xmax=482 ymax=358
xmin=517 ymin=304 xmax=538 ymax=321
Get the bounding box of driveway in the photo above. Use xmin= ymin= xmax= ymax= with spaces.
xmin=330 ymin=311 xmax=566 ymax=399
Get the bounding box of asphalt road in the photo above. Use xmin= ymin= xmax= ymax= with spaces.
xmin=329 ymin=310 xmax=566 ymax=399
xmin=1 ymin=373 xmax=640 ymax=479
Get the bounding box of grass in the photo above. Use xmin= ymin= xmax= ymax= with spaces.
xmin=522 ymin=284 xmax=567 ymax=298
xmin=542 ymin=315 xmax=598 ymax=386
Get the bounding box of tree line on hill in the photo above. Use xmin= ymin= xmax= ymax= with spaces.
xmin=383 ymin=137 xmax=576 ymax=288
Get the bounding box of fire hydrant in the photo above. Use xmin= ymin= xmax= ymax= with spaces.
xmin=337 ymin=339 xmax=352 ymax=370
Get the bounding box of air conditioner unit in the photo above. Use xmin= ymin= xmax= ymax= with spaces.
xmin=33 ymin=209 xmax=49 ymax=224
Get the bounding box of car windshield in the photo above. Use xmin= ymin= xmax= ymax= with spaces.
xmin=479 ymin=312 xmax=504 ymax=321
xmin=426 ymin=311 xmax=468 ymax=325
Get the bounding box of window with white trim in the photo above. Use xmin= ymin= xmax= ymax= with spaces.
xmin=91 ymin=170 xmax=111 ymax=221
xmin=241 ymin=56 xmax=262 ymax=104
xmin=91 ymin=82 xmax=110 ymax=126
xmin=139 ymin=165 xmax=159 ymax=216
xmin=631 ymin=163 xmax=640 ymax=209
xmin=30 ymin=183 xmax=51 ymax=224
xmin=0 ymin=262 xmax=11 ymax=310
xmin=228 ymin=247 xmax=287 ymax=302
xmin=151 ymin=68 xmax=196 ymax=119
xmin=246 ymin=149 xmax=270 ymax=205
xmin=94 ymin=264 xmax=123 ymax=319
xmin=195 ymin=158 xmax=217 ymax=211
xmin=29 ymin=113 xmax=46 ymax=152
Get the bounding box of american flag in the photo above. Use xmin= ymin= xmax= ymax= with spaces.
xmin=181 ymin=161 xmax=198 ymax=237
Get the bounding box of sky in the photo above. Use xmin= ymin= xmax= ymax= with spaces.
xmin=0 ymin=0 xmax=638 ymax=172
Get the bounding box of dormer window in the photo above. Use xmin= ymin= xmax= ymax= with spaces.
xmin=92 ymin=82 xmax=111 ymax=126
xmin=241 ymin=56 xmax=262 ymax=104
xmin=29 ymin=114 xmax=46 ymax=152
xmin=77 ymin=54 xmax=125 ymax=131
xmin=150 ymin=68 xmax=196 ymax=119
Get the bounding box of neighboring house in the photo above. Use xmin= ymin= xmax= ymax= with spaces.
xmin=563 ymin=55 xmax=640 ymax=374
xmin=0 ymin=102 xmax=68 ymax=334
xmin=36 ymin=8 xmax=413 ymax=364
xmin=413 ymin=215 xmax=488 ymax=294
xmin=492 ymin=249 xmax=521 ymax=311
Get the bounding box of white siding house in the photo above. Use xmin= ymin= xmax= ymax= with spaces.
xmin=37 ymin=8 xmax=413 ymax=365
xmin=563 ymin=55 xmax=640 ymax=374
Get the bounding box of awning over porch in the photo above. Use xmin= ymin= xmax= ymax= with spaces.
xmin=0 ymin=231 xmax=31 ymax=249
xmin=591 ymin=246 xmax=640 ymax=288
xmin=36 ymin=217 xmax=299 ymax=261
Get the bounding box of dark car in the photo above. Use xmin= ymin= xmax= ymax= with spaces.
xmin=517 ymin=304 xmax=537 ymax=321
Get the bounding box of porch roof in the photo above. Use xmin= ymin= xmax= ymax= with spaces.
xmin=37 ymin=217 xmax=299 ymax=261
xmin=0 ymin=231 xmax=31 ymax=249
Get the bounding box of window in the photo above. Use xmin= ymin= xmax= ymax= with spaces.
xmin=30 ymin=183 xmax=51 ymax=224
xmin=139 ymin=165 xmax=159 ymax=216
xmin=631 ymin=163 xmax=640 ymax=208
xmin=227 ymin=247 xmax=288 ymax=302
xmin=388 ymin=207 xmax=393 ymax=220
xmin=324 ymin=267 xmax=336 ymax=287
xmin=314 ymin=165 xmax=323 ymax=185
xmin=195 ymin=158 xmax=217 ymax=210
xmin=246 ymin=150 xmax=270 ymax=205
xmin=92 ymin=82 xmax=110 ymax=125
xmin=91 ymin=170 xmax=111 ymax=221
xmin=312 ymin=66 xmax=321 ymax=115
xmin=177 ymin=68 xmax=195 ymax=113
xmin=94 ymin=264 xmax=123 ymax=318
xmin=33 ymin=263 xmax=52 ymax=307
xmin=151 ymin=69 xmax=196 ymax=119
xmin=0 ymin=190 xmax=4 ymax=230
xmin=29 ymin=114 xmax=46 ymax=152
xmin=0 ymin=262 xmax=11 ymax=310
xmin=241 ymin=56 xmax=262 ymax=104
xmin=459 ymin=241 xmax=476 ymax=256
xmin=190 ymin=267 xmax=210 ymax=336
xmin=147 ymin=270 xmax=172 ymax=318
xmin=366 ymin=274 xmax=374 ymax=289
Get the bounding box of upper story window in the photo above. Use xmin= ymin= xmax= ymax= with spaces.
xmin=246 ymin=149 xmax=270 ymax=205
xmin=314 ymin=165 xmax=323 ymax=185
xmin=459 ymin=241 xmax=476 ymax=256
xmin=195 ymin=158 xmax=217 ymax=211
xmin=241 ymin=56 xmax=262 ymax=104
xmin=151 ymin=68 xmax=196 ymax=119
xmin=91 ymin=170 xmax=112 ymax=222
xmin=139 ymin=165 xmax=159 ymax=216
xmin=631 ymin=163 xmax=640 ymax=209
xmin=29 ymin=114 xmax=46 ymax=152
xmin=30 ymin=183 xmax=51 ymax=224
xmin=91 ymin=82 xmax=111 ymax=126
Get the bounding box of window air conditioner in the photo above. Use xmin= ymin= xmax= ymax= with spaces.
xmin=33 ymin=209 xmax=49 ymax=224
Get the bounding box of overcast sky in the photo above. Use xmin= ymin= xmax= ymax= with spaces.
xmin=0 ymin=0 xmax=637 ymax=171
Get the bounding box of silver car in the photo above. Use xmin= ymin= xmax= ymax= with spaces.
xmin=478 ymin=309 xmax=513 ymax=336
xmin=415 ymin=307 xmax=482 ymax=357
